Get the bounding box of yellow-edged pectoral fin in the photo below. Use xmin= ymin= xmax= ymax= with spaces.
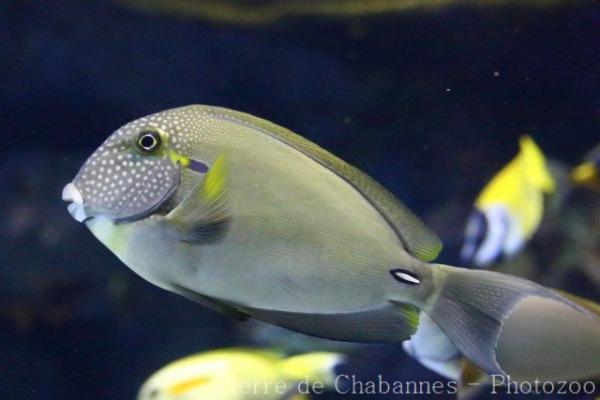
xmin=200 ymin=154 xmax=228 ymax=199
xmin=163 ymin=154 xmax=230 ymax=243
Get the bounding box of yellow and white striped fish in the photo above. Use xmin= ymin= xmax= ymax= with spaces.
xmin=461 ymin=136 xmax=555 ymax=266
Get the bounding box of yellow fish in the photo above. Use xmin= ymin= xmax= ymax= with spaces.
xmin=461 ymin=135 xmax=555 ymax=266
xmin=137 ymin=349 xmax=343 ymax=400
xmin=572 ymin=143 xmax=600 ymax=190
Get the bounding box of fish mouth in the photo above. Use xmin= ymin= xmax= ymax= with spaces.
xmin=62 ymin=183 xmax=91 ymax=222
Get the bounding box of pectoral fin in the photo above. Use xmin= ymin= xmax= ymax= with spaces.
xmin=163 ymin=154 xmax=230 ymax=243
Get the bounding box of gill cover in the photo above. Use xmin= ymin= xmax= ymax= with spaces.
xmin=72 ymin=126 xmax=181 ymax=222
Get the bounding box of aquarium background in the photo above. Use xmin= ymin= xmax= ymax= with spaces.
xmin=1 ymin=0 xmax=599 ymax=399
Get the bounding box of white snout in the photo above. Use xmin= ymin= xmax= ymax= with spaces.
xmin=62 ymin=183 xmax=83 ymax=204
xmin=63 ymin=183 xmax=88 ymax=222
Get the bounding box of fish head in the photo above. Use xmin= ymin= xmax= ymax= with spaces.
xmin=62 ymin=112 xmax=199 ymax=223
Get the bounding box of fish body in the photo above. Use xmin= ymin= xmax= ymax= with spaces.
xmin=63 ymin=105 xmax=600 ymax=380
xmin=572 ymin=143 xmax=600 ymax=190
xmin=461 ymin=136 xmax=555 ymax=266
xmin=68 ymin=105 xmax=439 ymax=339
xmin=137 ymin=349 xmax=342 ymax=400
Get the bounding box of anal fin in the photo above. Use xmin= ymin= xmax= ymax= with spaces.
xmin=172 ymin=284 xmax=250 ymax=321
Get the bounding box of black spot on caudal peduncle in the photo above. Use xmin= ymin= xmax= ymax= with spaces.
xmin=390 ymin=268 xmax=421 ymax=285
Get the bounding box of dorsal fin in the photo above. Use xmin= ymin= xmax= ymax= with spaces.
xmin=204 ymin=106 xmax=442 ymax=262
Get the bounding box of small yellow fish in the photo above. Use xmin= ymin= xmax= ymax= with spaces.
xmin=461 ymin=135 xmax=555 ymax=266
xmin=137 ymin=349 xmax=343 ymax=400
xmin=571 ymin=143 xmax=600 ymax=190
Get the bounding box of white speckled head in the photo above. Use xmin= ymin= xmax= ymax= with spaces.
xmin=64 ymin=105 xmax=220 ymax=223
xmin=64 ymin=110 xmax=196 ymax=222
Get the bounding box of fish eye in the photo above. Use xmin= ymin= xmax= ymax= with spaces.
xmin=136 ymin=130 xmax=162 ymax=153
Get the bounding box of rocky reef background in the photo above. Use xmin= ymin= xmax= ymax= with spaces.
xmin=0 ymin=1 xmax=598 ymax=398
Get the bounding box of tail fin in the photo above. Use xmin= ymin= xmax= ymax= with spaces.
xmin=280 ymin=352 xmax=344 ymax=388
xmin=425 ymin=264 xmax=594 ymax=376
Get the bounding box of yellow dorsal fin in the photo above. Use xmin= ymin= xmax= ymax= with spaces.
xmin=518 ymin=135 xmax=555 ymax=192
